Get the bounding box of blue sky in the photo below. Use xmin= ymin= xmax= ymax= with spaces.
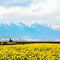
xmin=0 ymin=0 xmax=32 ymax=7
xmin=0 ymin=0 xmax=47 ymax=6
xmin=0 ymin=0 xmax=60 ymax=29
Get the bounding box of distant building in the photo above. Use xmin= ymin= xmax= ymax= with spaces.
xmin=9 ymin=39 xmax=13 ymax=42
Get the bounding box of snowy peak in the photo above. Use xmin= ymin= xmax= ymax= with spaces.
xmin=31 ymin=23 xmax=45 ymax=28
xmin=31 ymin=23 xmax=52 ymax=31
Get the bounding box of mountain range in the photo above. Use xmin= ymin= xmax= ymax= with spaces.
xmin=0 ymin=22 xmax=60 ymax=40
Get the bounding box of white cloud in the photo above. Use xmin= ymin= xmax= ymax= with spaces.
xmin=51 ymin=25 xmax=60 ymax=30
xmin=0 ymin=0 xmax=60 ymax=29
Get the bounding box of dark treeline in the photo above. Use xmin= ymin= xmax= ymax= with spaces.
xmin=0 ymin=41 xmax=60 ymax=45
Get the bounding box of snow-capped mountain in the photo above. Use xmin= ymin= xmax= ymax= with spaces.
xmin=0 ymin=22 xmax=60 ymax=40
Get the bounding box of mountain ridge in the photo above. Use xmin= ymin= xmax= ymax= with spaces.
xmin=0 ymin=22 xmax=60 ymax=40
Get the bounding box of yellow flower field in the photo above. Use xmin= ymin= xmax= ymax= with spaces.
xmin=0 ymin=43 xmax=60 ymax=60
